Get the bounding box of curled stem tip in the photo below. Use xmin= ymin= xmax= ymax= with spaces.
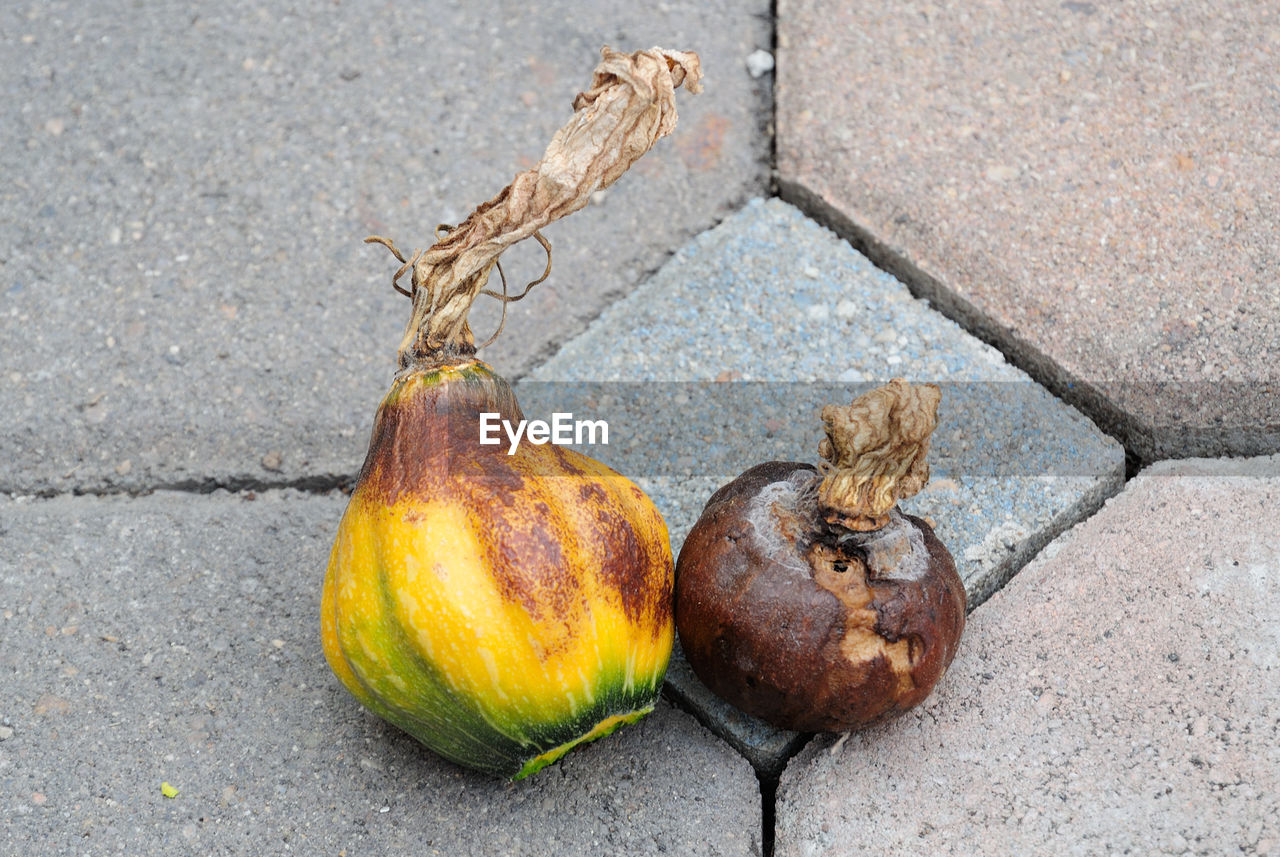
xmin=817 ymin=379 xmax=941 ymax=532
xmin=384 ymin=45 xmax=701 ymax=370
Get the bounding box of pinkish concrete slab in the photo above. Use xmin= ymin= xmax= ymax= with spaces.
xmin=776 ymin=0 xmax=1280 ymax=462
xmin=775 ymin=454 xmax=1280 ymax=856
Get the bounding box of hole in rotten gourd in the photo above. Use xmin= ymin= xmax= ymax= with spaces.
xmin=833 ymin=561 xmax=849 ymax=574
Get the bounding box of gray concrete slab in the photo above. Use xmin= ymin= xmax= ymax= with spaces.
xmin=0 ymin=0 xmax=771 ymax=497
xmin=777 ymin=0 xmax=1280 ymax=462
xmin=526 ymin=198 xmax=1124 ymax=775
xmin=776 ymin=455 xmax=1280 ymax=856
xmin=0 ymin=489 xmax=761 ymax=856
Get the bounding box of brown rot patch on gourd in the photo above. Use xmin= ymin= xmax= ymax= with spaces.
xmin=544 ymin=443 xmax=590 ymax=480
xmin=576 ymin=482 xmax=673 ymax=630
xmin=361 ymin=365 xmax=526 ymax=506
xmin=578 ymin=482 xmax=609 ymax=504
xmin=601 ymin=514 xmax=671 ymax=627
xmin=474 ymin=499 xmax=577 ymax=624
xmin=806 ymin=540 xmax=872 ymax=614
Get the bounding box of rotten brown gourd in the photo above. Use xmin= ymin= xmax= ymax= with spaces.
xmin=675 ymin=380 xmax=966 ymax=732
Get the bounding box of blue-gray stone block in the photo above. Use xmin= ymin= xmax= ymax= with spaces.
xmin=526 ymin=198 xmax=1125 ymax=774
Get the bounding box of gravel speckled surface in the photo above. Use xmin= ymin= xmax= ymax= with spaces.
xmin=528 ymin=198 xmax=1123 ymax=773
xmin=0 ymin=490 xmax=761 ymax=856
xmin=0 ymin=0 xmax=771 ymax=497
xmin=777 ymin=456 xmax=1280 ymax=856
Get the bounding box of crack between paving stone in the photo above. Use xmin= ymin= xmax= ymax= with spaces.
xmin=775 ymin=177 xmax=1169 ymax=470
xmin=4 ymin=473 xmax=356 ymax=502
xmin=153 ymin=473 xmax=357 ymax=497
xmin=761 ymin=10 xmax=784 ymax=857
xmin=662 ymin=665 xmax=801 ymax=857
xmin=765 ymin=0 xmax=780 ymax=201
xmin=760 ymin=770 xmax=779 ymax=857
xmin=516 ymin=24 xmax=776 ymax=386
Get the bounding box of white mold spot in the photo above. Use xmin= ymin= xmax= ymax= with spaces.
xmin=849 ymin=510 xmax=932 ymax=581
xmin=744 ymin=471 xmax=820 ymax=578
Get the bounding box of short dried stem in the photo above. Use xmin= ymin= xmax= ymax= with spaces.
xmin=817 ymin=379 xmax=941 ymax=531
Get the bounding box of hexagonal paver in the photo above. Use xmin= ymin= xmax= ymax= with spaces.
xmin=0 ymin=0 xmax=770 ymax=496
xmin=0 ymin=490 xmax=761 ymax=856
xmin=777 ymin=0 xmax=1280 ymax=461
xmin=776 ymin=455 xmax=1280 ymax=856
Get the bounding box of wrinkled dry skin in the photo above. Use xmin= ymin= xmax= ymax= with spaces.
xmin=675 ymin=461 xmax=966 ymax=733
xmin=817 ymin=379 xmax=940 ymax=531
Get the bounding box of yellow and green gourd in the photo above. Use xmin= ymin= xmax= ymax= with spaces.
xmin=320 ymin=46 xmax=700 ymax=779
xmin=322 ymin=362 xmax=672 ymax=779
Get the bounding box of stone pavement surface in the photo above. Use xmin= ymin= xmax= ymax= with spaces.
xmin=777 ymin=0 xmax=1280 ymax=462
xmin=0 ymin=490 xmax=761 ymax=856
xmin=1 ymin=0 xmax=770 ymax=497
xmin=3 ymin=0 xmax=1279 ymax=854
xmin=775 ymin=456 xmax=1280 ymax=857
xmin=530 ymin=198 xmax=1123 ymax=775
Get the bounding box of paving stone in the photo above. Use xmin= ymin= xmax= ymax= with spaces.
xmin=0 ymin=0 xmax=771 ymax=497
xmin=776 ymin=0 xmax=1280 ymax=461
xmin=775 ymin=455 xmax=1280 ymax=856
xmin=0 ymin=490 xmax=761 ymax=856
xmin=527 ymin=198 xmax=1124 ymax=775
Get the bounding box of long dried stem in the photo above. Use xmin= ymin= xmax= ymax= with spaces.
xmin=391 ymin=46 xmax=702 ymax=369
